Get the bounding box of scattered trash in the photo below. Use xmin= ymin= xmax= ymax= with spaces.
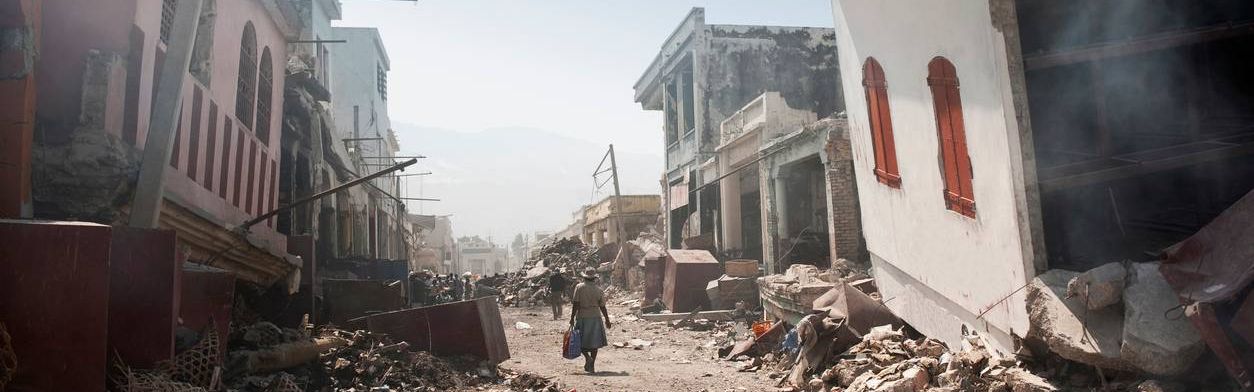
xmin=515 ymin=322 xmax=533 ymax=330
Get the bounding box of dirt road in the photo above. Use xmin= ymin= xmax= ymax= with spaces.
xmin=499 ymin=299 xmax=773 ymax=392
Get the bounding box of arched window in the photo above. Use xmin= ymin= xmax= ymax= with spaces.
xmin=160 ymin=0 xmax=176 ymax=45
xmin=235 ymin=22 xmax=258 ymax=130
xmin=862 ymin=58 xmax=900 ymax=188
xmin=927 ymin=57 xmax=975 ymax=218
xmin=256 ymin=47 xmax=274 ymax=144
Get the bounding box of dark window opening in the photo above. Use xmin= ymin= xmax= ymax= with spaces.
xmin=255 ymin=47 xmax=274 ymax=144
xmin=160 ymin=0 xmax=176 ymax=45
xmin=377 ymin=64 xmax=388 ymax=101
xmin=235 ymin=22 xmax=258 ymax=130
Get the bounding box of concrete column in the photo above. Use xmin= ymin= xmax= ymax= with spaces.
xmin=719 ymin=169 xmax=742 ymax=251
xmin=0 ymin=0 xmax=38 ymax=218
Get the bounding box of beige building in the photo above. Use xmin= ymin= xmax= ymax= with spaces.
xmin=582 ymin=195 xmax=662 ymax=247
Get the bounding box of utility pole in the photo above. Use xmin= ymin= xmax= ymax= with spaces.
xmin=594 ymin=144 xmax=628 ymax=287
xmin=130 ymin=0 xmax=203 ymax=228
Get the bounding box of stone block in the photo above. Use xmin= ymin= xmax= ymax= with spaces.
xmin=1065 ymin=262 xmax=1125 ymax=310
xmin=1120 ymin=262 xmax=1205 ymax=376
xmin=1026 ymin=270 xmax=1130 ymax=371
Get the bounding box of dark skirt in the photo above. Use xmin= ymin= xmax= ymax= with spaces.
xmin=574 ymin=317 xmax=607 ymax=350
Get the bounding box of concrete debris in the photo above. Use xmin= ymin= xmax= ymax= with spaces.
xmin=1120 ymin=262 xmax=1204 ymax=376
xmin=1066 ymin=262 xmax=1126 ymax=310
xmin=812 ymin=282 xmax=900 ymax=335
xmin=220 ymin=323 xmax=558 ymax=391
xmin=1030 ymin=263 xmax=1207 ymax=377
xmin=1027 ymin=269 xmax=1130 ymax=371
xmin=490 ymin=237 xmax=605 ymax=306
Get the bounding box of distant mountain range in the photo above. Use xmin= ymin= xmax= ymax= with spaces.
xmin=392 ymin=123 xmax=663 ymax=240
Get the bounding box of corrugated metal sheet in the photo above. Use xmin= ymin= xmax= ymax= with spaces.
xmin=1162 ymin=190 xmax=1254 ymax=389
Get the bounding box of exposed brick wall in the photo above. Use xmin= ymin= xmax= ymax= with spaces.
xmin=825 ymin=120 xmax=867 ymax=264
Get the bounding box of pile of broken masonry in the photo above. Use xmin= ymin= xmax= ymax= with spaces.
xmin=112 ymin=321 xmax=561 ymax=392
xmin=491 ymin=237 xmax=605 ymax=306
xmin=726 ymin=260 xmax=1234 ymax=392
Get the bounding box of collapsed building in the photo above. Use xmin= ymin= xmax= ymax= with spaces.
xmin=831 ymin=0 xmax=1254 ymax=382
xmin=634 ymin=8 xmax=861 ymax=275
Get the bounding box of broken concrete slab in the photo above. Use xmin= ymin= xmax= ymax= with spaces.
xmin=1066 ymin=262 xmax=1126 ymax=310
xmin=1121 ymin=262 xmax=1204 ymax=376
xmin=1026 ymin=270 xmax=1131 ymax=371
xmin=638 ymin=310 xmax=735 ymax=322
xmin=813 ymin=282 xmax=900 ymax=335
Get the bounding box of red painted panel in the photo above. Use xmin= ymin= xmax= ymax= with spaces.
xmin=259 ymin=151 xmax=269 ymax=217
xmin=180 ymin=266 xmax=235 ymax=359
xmin=233 ymin=128 xmax=245 ymax=206
xmin=928 ymin=57 xmax=975 ymax=218
xmin=169 ymin=107 xmax=182 ymax=168
xmin=365 ymin=297 xmax=511 ymax=364
xmin=246 ymin=142 xmax=257 ymax=213
xmin=863 ymin=58 xmax=900 ymax=188
xmin=205 ymin=102 xmax=218 ymax=191
xmin=187 ymin=86 xmax=203 ymax=181
xmin=0 ymin=220 xmax=112 ymax=392
xmin=268 ymin=159 xmax=278 ymax=226
xmin=219 ymin=118 xmax=233 ymax=199
xmin=108 ymin=227 xmax=179 ymax=369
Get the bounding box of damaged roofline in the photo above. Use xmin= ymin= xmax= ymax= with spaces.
xmin=633 ymin=8 xmax=704 ymax=106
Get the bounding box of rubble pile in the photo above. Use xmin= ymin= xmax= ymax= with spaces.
xmin=493 ymin=237 xmax=603 ymax=306
xmin=114 ymin=321 xmax=560 ymax=392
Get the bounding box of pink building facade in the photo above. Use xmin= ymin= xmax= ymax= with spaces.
xmin=34 ymin=0 xmax=297 ymax=284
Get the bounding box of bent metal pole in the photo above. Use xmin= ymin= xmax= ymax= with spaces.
xmin=239 ymin=158 xmax=418 ymax=230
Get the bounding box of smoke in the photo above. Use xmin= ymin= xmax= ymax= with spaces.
xmin=1017 ymin=0 xmax=1254 ymax=270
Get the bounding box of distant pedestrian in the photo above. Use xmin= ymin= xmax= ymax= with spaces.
xmin=463 ymin=273 xmax=474 ymax=301
xmin=570 ymin=267 xmax=610 ymax=374
xmin=547 ymin=269 xmax=569 ymax=320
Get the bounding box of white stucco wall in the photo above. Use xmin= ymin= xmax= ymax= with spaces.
xmin=831 ymin=0 xmax=1038 ymax=353
xmin=330 ymin=27 xmax=391 ymax=160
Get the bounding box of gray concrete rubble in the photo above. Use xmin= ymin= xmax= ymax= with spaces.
xmin=1027 ymin=270 xmax=1131 ymax=371
xmin=1120 ymin=262 xmax=1205 ymax=376
xmin=1028 ymin=264 xmax=1206 ymax=376
xmin=1065 ymin=262 xmax=1126 ymax=310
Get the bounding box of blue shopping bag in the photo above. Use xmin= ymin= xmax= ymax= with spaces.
xmin=563 ymin=328 xmax=582 ymax=359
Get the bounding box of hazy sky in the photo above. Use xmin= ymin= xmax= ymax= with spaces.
xmin=336 ymin=1 xmax=835 ymax=239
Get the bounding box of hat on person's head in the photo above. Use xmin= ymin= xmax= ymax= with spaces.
xmin=581 ymin=267 xmax=598 ymax=280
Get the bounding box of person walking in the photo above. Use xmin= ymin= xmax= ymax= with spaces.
xmin=547 ymin=269 xmax=568 ymax=320
xmin=462 ymin=273 xmax=474 ymax=301
xmin=570 ymin=267 xmax=610 ymax=374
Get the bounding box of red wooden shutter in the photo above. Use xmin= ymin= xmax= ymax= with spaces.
xmin=928 ymin=57 xmax=975 ymax=217
xmin=863 ymin=58 xmax=901 ymax=187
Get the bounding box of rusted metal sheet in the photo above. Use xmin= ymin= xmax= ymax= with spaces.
xmin=108 ymin=227 xmax=180 ymax=368
xmin=663 ymin=250 xmax=722 ymax=312
xmin=644 ymin=256 xmax=665 ymax=302
xmin=1162 ymin=190 xmax=1254 ymax=389
xmin=0 ymin=220 xmax=112 ymax=391
xmin=181 ymin=264 xmax=235 ymax=359
xmin=365 ymin=297 xmax=510 ymax=364
xmin=323 ymin=279 xmax=405 ymax=325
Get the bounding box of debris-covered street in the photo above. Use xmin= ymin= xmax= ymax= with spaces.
xmin=500 ymin=296 xmax=764 ymax=392
xmin=5 ymin=0 xmax=1254 ymax=391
